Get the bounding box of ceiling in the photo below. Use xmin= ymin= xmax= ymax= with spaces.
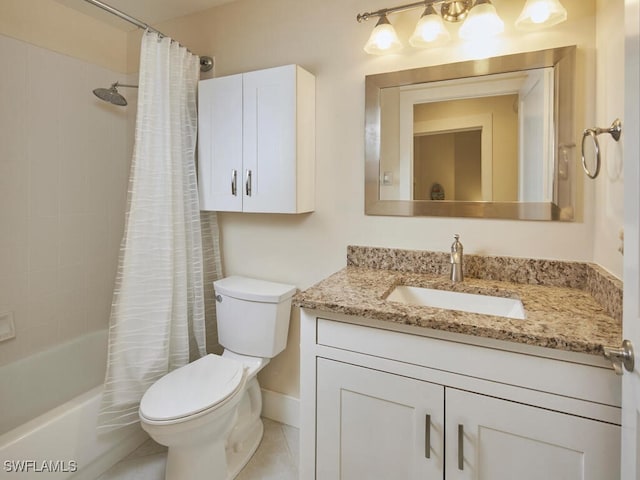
xmin=54 ymin=0 xmax=237 ymax=31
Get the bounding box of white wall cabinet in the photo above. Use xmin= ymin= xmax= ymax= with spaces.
xmin=198 ymin=64 xmax=315 ymax=213
xmin=301 ymin=312 xmax=622 ymax=480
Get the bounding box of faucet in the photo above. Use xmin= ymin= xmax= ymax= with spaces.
xmin=450 ymin=234 xmax=463 ymax=283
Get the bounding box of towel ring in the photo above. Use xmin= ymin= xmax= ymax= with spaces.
xmin=581 ymin=118 xmax=622 ymax=179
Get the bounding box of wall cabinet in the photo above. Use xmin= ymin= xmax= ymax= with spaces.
xmin=302 ymin=312 xmax=622 ymax=480
xmin=198 ymin=64 xmax=315 ymax=213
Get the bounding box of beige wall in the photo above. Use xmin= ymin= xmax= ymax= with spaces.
xmin=414 ymin=133 xmax=457 ymax=200
xmin=455 ymin=131 xmax=483 ymax=201
xmin=413 ymin=131 xmax=483 ymax=202
xmin=414 ymin=95 xmax=519 ymax=201
xmin=593 ymin=0 xmax=625 ymax=278
xmin=0 ymin=0 xmax=128 ymax=73
xmin=129 ymin=0 xmax=606 ymax=400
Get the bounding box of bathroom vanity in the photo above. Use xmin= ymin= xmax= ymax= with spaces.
xmin=296 ymin=246 xmax=622 ymax=480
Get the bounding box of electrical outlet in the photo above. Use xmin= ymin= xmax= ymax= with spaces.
xmin=0 ymin=311 xmax=16 ymax=342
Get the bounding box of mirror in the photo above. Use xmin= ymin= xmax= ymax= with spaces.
xmin=365 ymin=46 xmax=576 ymax=221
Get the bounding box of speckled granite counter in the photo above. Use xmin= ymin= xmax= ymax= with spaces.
xmin=294 ymin=246 xmax=623 ymax=355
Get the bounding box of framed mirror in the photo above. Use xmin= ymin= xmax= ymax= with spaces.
xmin=365 ymin=46 xmax=576 ymax=221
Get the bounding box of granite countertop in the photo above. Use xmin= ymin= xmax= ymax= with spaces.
xmin=294 ymin=246 xmax=623 ymax=355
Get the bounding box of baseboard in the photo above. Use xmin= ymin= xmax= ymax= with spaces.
xmin=261 ymin=388 xmax=300 ymax=428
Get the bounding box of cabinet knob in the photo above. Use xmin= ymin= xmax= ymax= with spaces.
xmin=603 ymin=339 xmax=634 ymax=375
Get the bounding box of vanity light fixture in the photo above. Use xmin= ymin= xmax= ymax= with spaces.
xmin=409 ymin=3 xmax=451 ymax=47
xmin=458 ymin=0 xmax=504 ymax=40
xmin=515 ymin=0 xmax=568 ymax=30
xmin=357 ymin=0 xmax=568 ymax=54
xmin=364 ymin=14 xmax=403 ymax=54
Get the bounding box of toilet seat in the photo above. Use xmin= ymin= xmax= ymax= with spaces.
xmin=139 ymin=354 xmax=245 ymax=423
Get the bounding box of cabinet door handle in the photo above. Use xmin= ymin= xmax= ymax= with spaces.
xmin=458 ymin=424 xmax=464 ymax=471
xmin=231 ymin=169 xmax=237 ymax=196
xmin=245 ymin=169 xmax=252 ymax=196
xmin=424 ymin=414 xmax=431 ymax=459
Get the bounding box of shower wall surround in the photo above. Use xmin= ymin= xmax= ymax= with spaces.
xmin=0 ymin=33 xmax=133 ymax=366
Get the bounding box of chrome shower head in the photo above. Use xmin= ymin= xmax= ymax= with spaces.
xmin=93 ymin=82 xmax=138 ymax=106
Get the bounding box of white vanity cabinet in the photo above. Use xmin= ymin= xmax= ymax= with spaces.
xmin=301 ymin=311 xmax=622 ymax=480
xmin=198 ymin=64 xmax=315 ymax=213
xmin=317 ymin=359 xmax=445 ymax=479
xmin=445 ymin=389 xmax=619 ymax=480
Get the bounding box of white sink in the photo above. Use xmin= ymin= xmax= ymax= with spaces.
xmin=386 ymin=285 xmax=526 ymax=320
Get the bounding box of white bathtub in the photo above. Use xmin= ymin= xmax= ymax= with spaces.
xmin=0 ymin=330 xmax=148 ymax=479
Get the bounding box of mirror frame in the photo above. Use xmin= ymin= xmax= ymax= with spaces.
xmin=364 ymin=45 xmax=576 ymax=221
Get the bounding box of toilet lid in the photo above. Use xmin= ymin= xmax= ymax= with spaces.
xmin=139 ymin=354 xmax=245 ymax=422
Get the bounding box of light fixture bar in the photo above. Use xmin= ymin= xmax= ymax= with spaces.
xmin=357 ymin=0 xmax=440 ymax=23
xmin=357 ymin=0 xmax=568 ymax=55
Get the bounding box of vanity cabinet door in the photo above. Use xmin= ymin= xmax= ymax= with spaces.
xmin=445 ymin=388 xmax=620 ymax=480
xmin=316 ymin=358 xmax=445 ymax=480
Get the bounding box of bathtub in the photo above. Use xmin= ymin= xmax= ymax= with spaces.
xmin=0 ymin=330 xmax=148 ymax=479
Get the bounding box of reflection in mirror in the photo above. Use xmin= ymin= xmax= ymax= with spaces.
xmin=414 ymin=128 xmax=484 ymax=201
xmin=365 ymin=46 xmax=576 ymax=221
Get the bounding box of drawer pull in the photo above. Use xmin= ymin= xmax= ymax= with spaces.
xmin=458 ymin=424 xmax=464 ymax=470
xmin=231 ymin=169 xmax=237 ymax=196
xmin=425 ymin=414 xmax=431 ymax=459
xmin=245 ymin=169 xmax=252 ymax=196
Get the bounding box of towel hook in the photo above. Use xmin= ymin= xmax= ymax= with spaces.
xmin=581 ymin=118 xmax=622 ymax=179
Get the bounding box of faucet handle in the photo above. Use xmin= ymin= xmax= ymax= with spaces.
xmin=451 ymin=234 xmax=463 ymax=252
xmin=449 ymin=234 xmax=464 ymax=282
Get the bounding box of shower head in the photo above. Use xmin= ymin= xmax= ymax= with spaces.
xmin=93 ymin=82 xmax=138 ymax=106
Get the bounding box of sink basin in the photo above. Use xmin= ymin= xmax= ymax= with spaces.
xmin=386 ymin=285 xmax=526 ymax=320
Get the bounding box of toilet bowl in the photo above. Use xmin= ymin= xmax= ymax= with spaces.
xmin=138 ymin=276 xmax=296 ymax=480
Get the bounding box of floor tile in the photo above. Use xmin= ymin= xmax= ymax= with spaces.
xmin=97 ymin=418 xmax=298 ymax=480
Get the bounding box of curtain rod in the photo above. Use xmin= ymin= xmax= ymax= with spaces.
xmin=83 ymin=0 xmax=166 ymax=36
xmin=81 ymin=0 xmax=213 ymax=72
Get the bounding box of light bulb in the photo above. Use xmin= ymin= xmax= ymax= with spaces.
xmin=516 ymin=0 xmax=567 ymax=30
xmin=364 ymin=15 xmax=403 ymax=55
xmin=459 ymin=1 xmax=504 ymax=40
xmin=375 ymin=26 xmax=397 ymax=49
xmin=529 ymin=3 xmax=551 ymax=23
xmin=409 ymin=6 xmax=450 ymax=47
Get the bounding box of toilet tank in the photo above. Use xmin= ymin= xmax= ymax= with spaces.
xmin=213 ymin=276 xmax=297 ymax=358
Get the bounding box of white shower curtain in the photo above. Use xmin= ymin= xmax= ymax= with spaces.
xmin=99 ymin=31 xmax=206 ymax=428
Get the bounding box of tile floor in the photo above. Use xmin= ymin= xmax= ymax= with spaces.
xmin=97 ymin=419 xmax=299 ymax=480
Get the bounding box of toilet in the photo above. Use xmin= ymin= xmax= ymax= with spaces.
xmin=138 ymin=275 xmax=297 ymax=480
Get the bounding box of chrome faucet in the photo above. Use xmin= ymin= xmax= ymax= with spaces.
xmin=450 ymin=234 xmax=463 ymax=283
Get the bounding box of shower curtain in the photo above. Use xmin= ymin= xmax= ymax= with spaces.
xmin=99 ymin=31 xmax=207 ymax=428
